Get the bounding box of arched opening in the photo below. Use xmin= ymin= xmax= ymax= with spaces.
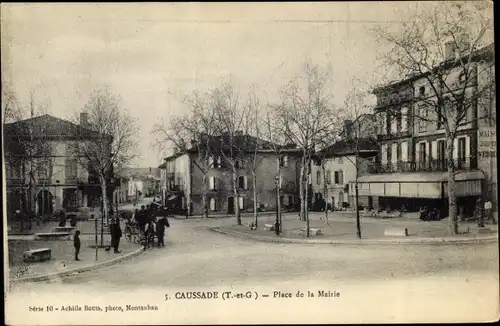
xmin=37 ymin=190 xmax=53 ymax=216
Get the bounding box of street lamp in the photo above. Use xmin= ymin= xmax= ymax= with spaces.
xmin=275 ymin=174 xmax=280 ymax=236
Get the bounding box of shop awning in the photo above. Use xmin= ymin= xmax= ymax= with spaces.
xmin=355 ymin=170 xmax=484 ymax=198
xmin=357 ymin=170 xmax=485 ymax=183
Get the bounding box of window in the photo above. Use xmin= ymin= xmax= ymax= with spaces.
xmin=326 ymin=171 xmax=332 ymax=184
xmin=419 ymin=86 xmax=425 ymax=97
xmin=419 ymin=142 xmax=427 ymax=165
xmin=209 ymin=198 xmax=217 ymax=211
xmin=334 ymin=171 xmax=339 ymax=184
xmin=419 ymin=106 xmax=428 ymax=132
xmin=401 ymin=107 xmax=408 ymax=132
xmin=390 ymin=113 xmax=398 ymax=134
xmin=381 ymin=112 xmax=387 ymax=135
xmin=65 ymin=159 xmax=78 ymax=180
xmin=458 ymin=137 xmax=466 ymax=167
xmin=316 ymin=171 xmax=321 ymax=185
xmin=38 ymin=161 xmax=49 ymax=180
xmin=238 ymin=176 xmax=248 ymax=189
xmin=210 ymin=155 xmax=222 ymax=168
xmin=279 ymin=155 xmax=288 ymax=168
xmin=437 ymin=140 xmax=446 ymax=161
xmin=209 ymin=176 xmax=216 ymax=190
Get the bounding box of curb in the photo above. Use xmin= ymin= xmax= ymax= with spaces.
xmin=9 ymin=246 xmax=145 ymax=284
xmin=211 ymin=227 xmax=498 ymax=245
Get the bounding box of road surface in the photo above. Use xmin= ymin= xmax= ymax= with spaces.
xmin=6 ymin=217 xmax=499 ymax=324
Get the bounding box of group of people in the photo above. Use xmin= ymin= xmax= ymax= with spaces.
xmin=126 ymin=203 xmax=171 ymax=248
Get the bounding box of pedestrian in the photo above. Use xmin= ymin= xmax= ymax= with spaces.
xmin=112 ymin=218 xmax=122 ymax=253
xmin=156 ymin=217 xmax=166 ymax=247
xmin=74 ymin=230 xmax=81 ymax=261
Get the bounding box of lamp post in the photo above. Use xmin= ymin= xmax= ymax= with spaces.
xmin=275 ymin=174 xmax=280 ymax=236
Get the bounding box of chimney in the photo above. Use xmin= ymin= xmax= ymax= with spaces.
xmin=80 ymin=112 xmax=89 ymax=125
xmin=343 ymin=119 xmax=353 ymax=138
xmin=456 ymin=33 xmax=470 ymax=53
xmin=444 ymin=41 xmax=456 ymax=60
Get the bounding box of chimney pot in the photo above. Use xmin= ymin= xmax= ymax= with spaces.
xmin=80 ymin=112 xmax=89 ymax=125
xmin=444 ymin=41 xmax=456 ymax=60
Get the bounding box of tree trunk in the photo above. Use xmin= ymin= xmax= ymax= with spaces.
xmin=253 ymin=171 xmax=258 ymax=227
xmin=446 ymin=137 xmax=458 ymax=235
xmin=276 ymin=161 xmax=282 ymax=232
xmin=355 ymin=180 xmax=361 ymax=239
xmin=322 ymin=163 xmax=329 ymax=225
xmin=304 ymin=159 xmax=310 ymax=238
xmin=201 ymin=174 xmax=208 ymax=218
xmin=232 ymin=169 xmax=241 ymax=225
xmin=299 ymin=159 xmax=305 ymax=221
xmin=100 ymin=177 xmax=108 ymax=246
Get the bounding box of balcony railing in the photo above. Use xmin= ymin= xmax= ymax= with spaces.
xmin=368 ymin=157 xmax=475 ymax=174
xmin=376 ymin=130 xmax=412 ymax=141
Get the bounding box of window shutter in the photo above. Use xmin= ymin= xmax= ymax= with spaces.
xmin=453 ymin=138 xmax=458 ymax=160
xmin=431 ymin=141 xmax=437 ymax=160
xmin=381 ymin=144 xmax=388 ymax=164
xmin=279 ymin=176 xmax=283 ymax=188
xmin=209 ymin=176 xmax=215 ymax=190
xmin=244 ymin=176 xmax=248 ymax=189
xmin=401 ymin=142 xmax=408 ymax=162
xmin=239 ymin=197 xmax=244 ymax=209
xmin=339 ymin=171 xmax=344 ymax=184
xmin=284 ymin=156 xmax=288 ymax=167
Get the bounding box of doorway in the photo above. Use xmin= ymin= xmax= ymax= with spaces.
xmin=227 ymin=197 xmax=235 ymax=214
xmin=37 ymin=190 xmax=53 ymax=216
xmin=368 ymin=196 xmax=373 ymax=210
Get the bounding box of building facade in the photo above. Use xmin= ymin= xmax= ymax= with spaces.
xmin=311 ymin=138 xmax=379 ymax=210
xmin=358 ymin=44 xmax=495 ymax=217
xmin=4 ymin=114 xmax=115 ymax=216
xmin=158 ymin=136 xmax=302 ymax=215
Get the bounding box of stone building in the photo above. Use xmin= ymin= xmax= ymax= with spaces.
xmin=158 ymin=134 xmax=302 ymax=215
xmin=4 ymin=113 xmax=116 ymax=216
xmin=358 ymin=44 xmax=495 ymax=217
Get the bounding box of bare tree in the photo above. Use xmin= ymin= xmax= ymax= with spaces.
xmin=338 ymin=87 xmax=380 ymax=239
xmin=246 ymin=86 xmax=266 ymax=227
xmin=152 ymin=90 xmax=221 ymax=218
xmin=70 ymin=87 xmax=138 ymax=246
xmin=272 ymin=63 xmax=341 ymax=237
xmin=373 ymin=1 xmax=494 ymax=234
xmin=3 ymin=89 xmax=53 ymax=229
xmin=213 ymin=83 xmax=252 ymax=226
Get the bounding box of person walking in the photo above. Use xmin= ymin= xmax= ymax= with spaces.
xmin=112 ymin=218 xmax=122 ymax=253
xmin=74 ymin=230 xmax=81 ymax=261
xmin=156 ymin=217 xmax=167 ymax=247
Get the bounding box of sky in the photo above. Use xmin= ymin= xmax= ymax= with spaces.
xmin=1 ymin=2 xmax=417 ymax=167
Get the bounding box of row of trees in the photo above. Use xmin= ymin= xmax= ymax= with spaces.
xmin=153 ymin=1 xmax=494 ymax=237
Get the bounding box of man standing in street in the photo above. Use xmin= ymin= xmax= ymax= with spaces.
xmin=74 ymin=230 xmax=81 ymax=261
xmin=112 ymin=218 xmax=122 ymax=253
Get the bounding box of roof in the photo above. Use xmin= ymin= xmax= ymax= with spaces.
xmin=372 ymin=43 xmax=494 ymax=94
xmin=162 ymin=133 xmax=300 ymax=162
xmin=317 ymin=138 xmax=379 ymax=158
xmin=3 ymin=114 xmax=104 ymax=139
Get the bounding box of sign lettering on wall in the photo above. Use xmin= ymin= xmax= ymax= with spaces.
xmin=478 ymin=128 xmax=496 ymax=158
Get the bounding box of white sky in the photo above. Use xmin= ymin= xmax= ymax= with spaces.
xmin=1 ymin=2 xmax=417 ymax=167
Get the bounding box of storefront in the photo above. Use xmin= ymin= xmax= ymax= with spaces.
xmin=353 ymin=170 xmax=485 ymax=217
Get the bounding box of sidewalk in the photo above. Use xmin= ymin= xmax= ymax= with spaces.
xmin=215 ymin=213 xmax=498 ymax=245
xmin=7 ymin=236 xmax=143 ymax=283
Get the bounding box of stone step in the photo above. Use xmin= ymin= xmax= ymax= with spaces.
xmin=35 ymin=232 xmax=71 ymax=240
xmin=384 ymin=228 xmax=409 ymax=237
